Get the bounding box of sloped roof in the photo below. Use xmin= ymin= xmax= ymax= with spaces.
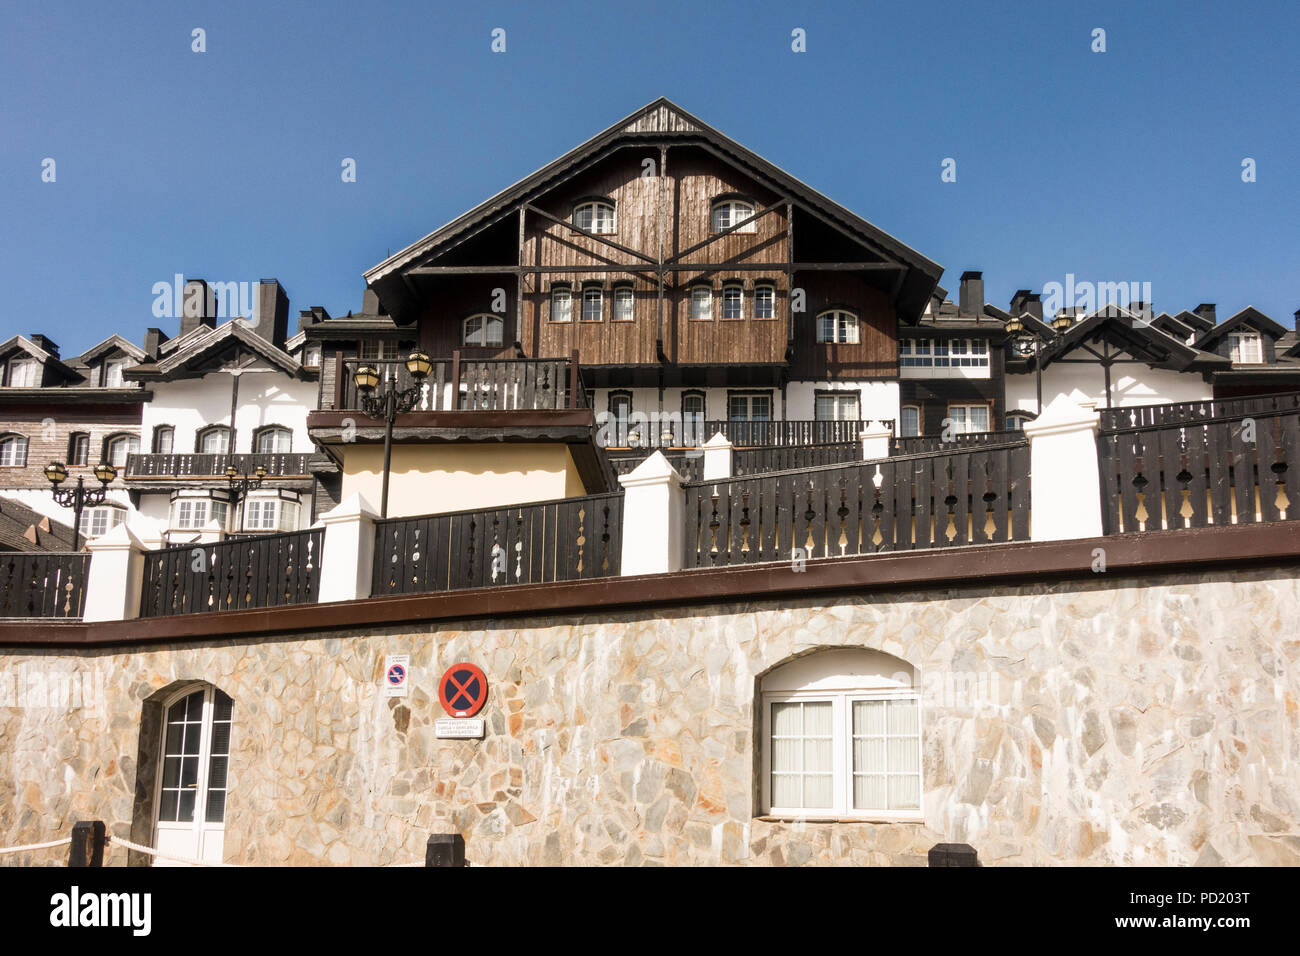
xmin=1194 ymin=306 xmax=1289 ymax=349
xmin=364 ymin=98 xmax=942 ymax=323
xmin=73 ymin=334 xmax=145 ymax=366
xmin=1037 ymin=303 xmax=1223 ymax=371
xmin=127 ymin=320 xmax=307 ymax=381
xmin=0 ymin=497 xmax=77 ymax=552
xmin=0 ymin=334 xmax=80 ymax=382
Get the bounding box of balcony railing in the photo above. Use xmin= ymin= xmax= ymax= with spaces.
xmin=890 ymin=430 xmax=1025 ymax=456
xmin=125 ymin=453 xmax=313 ymax=479
xmin=330 ymin=351 xmax=586 ymax=413
xmin=0 ymin=552 xmax=90 ymax=619
xmin=1098 ymin=391 xmax=1300 ymax=431
xmin=600 ymin=418 xmax=889 ymax=450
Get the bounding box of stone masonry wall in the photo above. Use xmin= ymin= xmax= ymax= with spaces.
xmin=1 ymin=565 xmax=1298 ymax=866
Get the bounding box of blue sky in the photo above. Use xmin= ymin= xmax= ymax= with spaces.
xmin=1 ymin=0 xmax=1297 ymax=355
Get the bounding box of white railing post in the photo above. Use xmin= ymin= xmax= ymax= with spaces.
xmin=860 ymin=422 xmax=892 ymax=461
xmin=83 ymin=524 xmax=147 ymax=622
xmin=702 ymin=432 xmax=733 ymax=481
xmin=618 ymin=451 xmax=685 ymax=575
xmin=1022 ymin=397 xmax=1104 ymax=541
xmin=318 ymin=492 xmax=379 ymax=602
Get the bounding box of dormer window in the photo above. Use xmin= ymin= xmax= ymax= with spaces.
xmin=1228 ymin=331 xmax=1263 ymax=364
xmin=103 ymin=358 xmax=128 ymax=387
xmin=463 ymin=314 xmax=504 ymax=347
xmin=6 ymin=358 xmax=39 ymax=388
xmin=573 ymin=200 xmax=616 ymax=235
xmin=711 ymin=198 xmax=756 ymax=233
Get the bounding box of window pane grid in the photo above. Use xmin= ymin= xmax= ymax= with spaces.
xmin=754 ymin=285 xmax=775 ymax=319
xmin=852 ymin=699 xmax=920 ymax=811
xmin=770 ymin=701 xmax=834 ymax=810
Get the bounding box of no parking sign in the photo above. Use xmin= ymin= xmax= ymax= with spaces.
xmin=384 ymin=654 xmax=410 ymax=698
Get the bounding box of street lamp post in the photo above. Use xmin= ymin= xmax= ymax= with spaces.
xmin=1005 ymin=314 xmax=1074 ymax=416
xmin=225 ymin=463 xmax=268 ymax=532
xmin=352 ymin=350 xmax=433 ymax=519
xmin=44 ymin=461 xmax=118 ymax=552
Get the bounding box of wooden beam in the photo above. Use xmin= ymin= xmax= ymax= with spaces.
xmin=667 ymin=198 xmax=791 ymax=263
xmin=410 ymin=261 xmax=899 ymax=276
xmin=524 ymin=204 xmax=657 ymax=264
xmin=657 ymin=143 xmax=667 ymax=362
xmin=517 ymin=207 xmax=527 ymax=357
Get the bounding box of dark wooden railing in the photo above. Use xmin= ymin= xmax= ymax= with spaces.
xmin=732 ymin=442 xmax=861 ymax=476
xmin=1098 ymin=408 xmax=1300 ymax=534
xmin=0 ymin=553 xmax=91 ymax=618
xmin=1099 ymin=391 xmax=1300 ymax=431
xmin=371 ymin=492 xmax=623 ymax=596
xmin=598 ymin=418 xmax=893 ymax=450
xmin=609 ymin=451 xmax=705 ymax=483
xmin=331 ymin=351 xmax=584 ymax=413
xmin=139 ymin=529 xmax=323 ymax=616
xmin=684 ymin=442 xmax=1030 ymax=567
xmin=125 ymin=453 xmax=312 ymax=478
xmin=891 ymin=430 xmax=1025 ymax=456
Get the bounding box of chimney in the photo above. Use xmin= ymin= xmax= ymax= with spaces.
xmin=959 ymin=271 xmax=984 ymax=318
xmin=180 ymin=279 xmax=217 ymax=337
xmin=1194 ymin=303 xmax=1217 ymax=326
xmin=297 ymin=309 xmax=318 ymax=334
xmin=250 ymin=279 xmax=290 ymax=349
xmin=362 ymin=288 xmax=383 ymax=315
xmin=28 ymin=334 xmax=59 ymax=358
xmin=143 ymin=328 xmax=169 ymax=360
xmin=1009 ymin=290 xmax=1042 ymax=322
xmin=310 ymin=306 xmax=331 ymax=324
xmin=1293 ymin=309 xmax=1299 ymax=332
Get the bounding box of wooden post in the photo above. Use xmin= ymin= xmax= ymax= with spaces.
xmin=333 ymin=353 xmax=344 ymax=409
xmin=568 ymin=349 xmax=580 ymax=409
xmin=68 ymin=821 xmax=106 ymax=867
xmin=451 ymin=349 xmax=462 ymax=411
xmin=425 ymin=833 xmax=466 ymax=867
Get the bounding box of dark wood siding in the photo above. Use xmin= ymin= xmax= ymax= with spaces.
xmin=788 ymin=273 xmax=896 ymax=380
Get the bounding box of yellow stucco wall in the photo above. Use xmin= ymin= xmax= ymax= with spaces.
xmin=340 ymin=443 xmax=590 ymax=517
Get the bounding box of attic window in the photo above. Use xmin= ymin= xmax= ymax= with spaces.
xmin=103 ymin=358 xmax=128 ymax=387
xmin=1228 ymin=331 xmax=1263 ymax=364
xmin=711 ymin=198 xmax=756 ymax=233
xmin=574 ymin=201 xmax=616 ymax=235
xmin=6 ymin=358 xmax=39 ymax=388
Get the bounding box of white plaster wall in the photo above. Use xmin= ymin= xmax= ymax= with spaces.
xmin=1006 ymin=353 xmax=1212 ymax=416
xmin=0 ymin=487 xmax=132 ymax=529
xmin=140 ymin=366 xmax=316 ymax=454
xmin=785 ymin=380 xmax=899 ymax=425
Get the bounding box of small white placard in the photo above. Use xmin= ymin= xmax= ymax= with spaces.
xmin=435 ymin=717 xmax=485 ymax=739
xmin=384 ymin=654 xmax=410 ymax=698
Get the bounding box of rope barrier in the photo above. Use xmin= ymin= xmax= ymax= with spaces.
xmin=108 ymin=834 xmax=239 ymax=867
xmin=0 ymin=836 xmax=72 ymax=855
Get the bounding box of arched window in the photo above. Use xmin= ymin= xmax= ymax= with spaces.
xmin=721 ymin=284 xmax=744 ymax=320
xmin=153 ymin=683 xmax=233 ymax=865
xmin=612 ymin=285 xmax=635 ymax=322
xmin=711 ymin=197 xmax=756 ymax=233
xmin=581 ymin=286 xmax=604 ymax=322
xmin=152 ymin=425 xmax=175 ymax=455
xmin=68 ymin=432 xmax=91 ymax=466
xmin=196 ymin=426 xmax=230 ymax=455
xmin=0 ymin=434 xmax=28 ymax=467
xmin=573 ymin=200 xmax=616 ymax=234
xmin=817 ymin=309 xmax=859 ymax=344
xmin=688 ymin=286 xmax=712 ymax=320
xmin=550 ymin=286 xmax=572 ymax=324
xmin=754 ymin=283 xmax=776 ymax=319
xmin=1005 ymin=410 xmax=1036 ymax=431
xmin=463 ymin=314 xmax=504 ymax=347
xmin=105 ymin=434 xmax=139 ymax=468
xmin=760 ymin=648 xmax=921 ymax=818
xmin=254 ymin=426 xmax=293 ymax=454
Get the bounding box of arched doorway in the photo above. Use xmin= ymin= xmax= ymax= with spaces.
xmin=152 ymin=683 xmax=233 ymax=865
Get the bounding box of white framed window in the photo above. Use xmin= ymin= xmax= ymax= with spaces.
xmin=463 ymin=314 xmax=504 ymax=347
xmin=197 ymin=428 xmax=230 ymax=455
xmin=303 ymin=344 xmax=322 ymax=368
xmin=255 ymin=427 xmax=292 ymax=454
xmin=103 ymin=359 xmax=128 ymax=387
xmin=550 ymin=287 xmax=572 ymax=324
xmin=243 ymin=496 xmax=300 ymax=532
xmin=359 ymin=340 xmax=398 ymax=361
xmin=948 ymin=339 xmax=989 ymax=367
xmin=721 ymin=284 xmax=743 ymax=320
xmin=170 ymin=496 xmax=230 ymax=531
xmin=816 ymin=310 xmax=860 ymax=344
xmin=761 ymin=649 xmax=921 ymax=819
xmin=689 ymin=286 xmax=712 ymax=320
xmin=612 ymin=286 xmax=634 ymax=322
xmin=947 ymin=404 xmax=990 ymax=434
xmin=573 ymin=201 xmax=616 ymax=234
xmin=711 ymin=199 xmax=756 ymax=233
xmin=902 ymin=338 xmax=987 ymax=368
xmin=153 ymin=684 xmax=232 ymax=866
xmin=728 ymin=392 xmax=772 ymax=422
xmin=106 ymin=435 xmax=139 ymax=467
xmin=754 ymin=284 xmax=776 ymax=319
xmin=900 ymin=406 xmax=921 ymax=438
xmin=815 ymin=393 xmax=860 ymax=422
xmin=78 ymin=504 xmax=125 ymax=539
xmin=1228 ymin=331 xmax=1263 ymax=364
xmin=69 ymin=433 xmax=90 ymax=466
xmin=152 ymin=426 xmax=174 ymax=455
xmin=7 ymin=358 xmax=39 ymax=387
xmin=582 ymin=287 xmax=603 ymax=322
xmin=0 ymin=435 xmax=28 ymax=467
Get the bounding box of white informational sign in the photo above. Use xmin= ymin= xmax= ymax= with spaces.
xmin=435 ymin=717 xmax=486 ymax=739
xmin=384 ymin=654 xmax=410 ymax=698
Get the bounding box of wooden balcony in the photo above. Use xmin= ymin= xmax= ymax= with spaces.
xmin=124 ymin=453 xmax=314 ymax=480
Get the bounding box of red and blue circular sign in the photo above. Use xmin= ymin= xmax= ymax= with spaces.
xmin=438 ymin=662 xmax=488 ymax=717
xmin=386 ymin=663 xmax=407 ymax=687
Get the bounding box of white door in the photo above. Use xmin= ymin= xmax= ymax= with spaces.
xmin=153 ymin=686 xmax=232 ymax=866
